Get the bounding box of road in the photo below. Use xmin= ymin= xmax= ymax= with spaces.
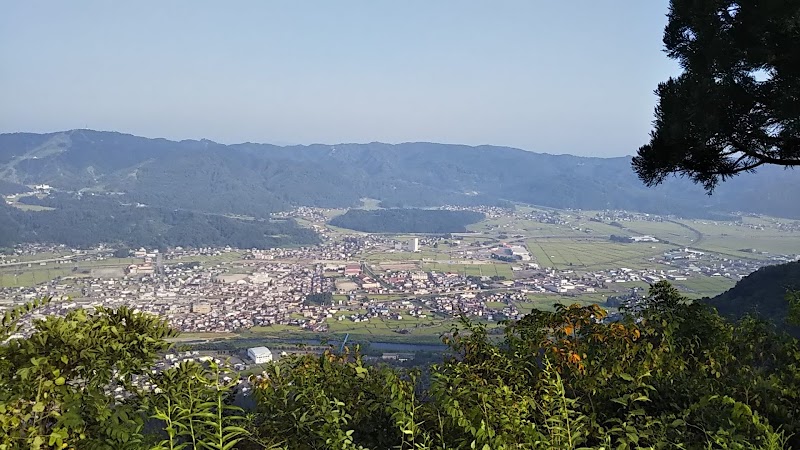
xmin=0 ymin=255 xmax=79 ymax=268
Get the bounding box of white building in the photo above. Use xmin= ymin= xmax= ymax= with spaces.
xmin=412 ymin=238 xmax=420 ymax=252
xmin=247 ymin=346 xmax=273 ymax=364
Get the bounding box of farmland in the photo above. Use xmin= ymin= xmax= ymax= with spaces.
xmin=525 ymin=239 xmax=674 ymax=270
xmin=423 ymin=263 xmax=514 ymax=279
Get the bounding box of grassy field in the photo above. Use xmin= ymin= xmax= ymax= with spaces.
xmin=0 ymin=255 xmax=145 ymax=287
xmin=168 ymin=252 xmax=244 ymax=265
xmin=518 ymin=293 xmax=606 ymax=313
xmin=469 ymin=218 xmax=589 ymax=238
xmin=525 ymin=239 xmax=673 ymax=270
xmin=327 ymin=316 xmax=449 ymax=335
xmin=0 ymin=267 xmax=80 ymax=287
xmin=7 ymin=202 xmax=55 ymax=211
xmin=169 ymin=332 xmax=239 ymax=341
xmin=75 ymin=257 xmax=140 ymax=267
xmin=6 ymin=252 xmax=71 ymax=263
xmin=485 ymin=301 xmax=507 ymax=309
xmin=623 ymin=221 xmax=698 ymax=247
xmin=359 ymin=198 xmax=382 ymax=210
xmin=671 ymin=218 xmax=800 ymax=257
xmin=242 ymin=324 xmax=448 ymax=345
xmin=6 ymin=194 xmax=55 ymax=211
xmin=423 ymin=262 xmax=513 ymax=278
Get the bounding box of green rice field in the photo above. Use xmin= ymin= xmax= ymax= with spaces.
xmin=423 ymin=263 xmax=514 ymax=278
xmin=525 ymin=239 xmax=674 ymax=270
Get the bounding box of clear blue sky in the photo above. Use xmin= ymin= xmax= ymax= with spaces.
xmin=1 ymin=1 xmax=679 ymax=156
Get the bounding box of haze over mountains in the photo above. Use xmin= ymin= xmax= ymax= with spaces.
xmin=1 ymin=129 xmax=799 ymax=219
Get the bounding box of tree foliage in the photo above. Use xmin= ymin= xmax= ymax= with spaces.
xmin=0 ymin=301 xmax=177 ymax=449
xmin=0 ymin=194 xmax=318 ymax=249
xmin=2 ymin=283 xmax=799 ymax=449
xmin=706 ymin=260 xmax=800 ymax=336
xmin=633 ymin=0 xmax=800 ymax=192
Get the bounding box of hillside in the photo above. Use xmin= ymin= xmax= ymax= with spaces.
xmin=705 ymin=261 xmax=800 ymax=336
xmin=0 ymin=196 xmax=318 ymax=249
xmin=2 ymin=130 xmax=800 ymax=219
xmin=0 ymin=179 xmax=28 ymax=195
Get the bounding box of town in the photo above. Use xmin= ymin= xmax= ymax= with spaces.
xmin=3 ymin=205 xmax=799 ymax=344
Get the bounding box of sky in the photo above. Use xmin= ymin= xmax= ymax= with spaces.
xmin=1 ymin=1 xmax=680 ymax=156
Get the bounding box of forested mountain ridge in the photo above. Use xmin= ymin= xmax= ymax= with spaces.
xmin=0 ymin=196 xmax=319 ymax=249
xmin=2 ymin=129 xmax=800 ymax=219
xmin=706 ymin=261 xmax=800 ymax=337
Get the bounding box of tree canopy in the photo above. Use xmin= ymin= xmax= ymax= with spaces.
xmin=633 ymin=0 xmax=800 ymax=192
xmin=3 ymin=283 xmax=800 ymax=449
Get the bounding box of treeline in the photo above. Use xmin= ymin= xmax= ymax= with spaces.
xmin=305 ymin=292 xmax=333 ymax=305
xmin=329 ymin=209 xmax=485 ymax=233
xmin=3 ymin=282 xmax=800 ymax=449
xmin=610 ymin=234 xmax=633 ymax=243
xmin=1 ymin=194 xmax=318 ymax=249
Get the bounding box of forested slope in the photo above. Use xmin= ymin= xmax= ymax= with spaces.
xmin=706 ymin=261 xmax=800 ymax=336
xmin=3 ymin=130 xmax=799 ymax=219
xmin=0 ymin=196 xmax=318 ymax=249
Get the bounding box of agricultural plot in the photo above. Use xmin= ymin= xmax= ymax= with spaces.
xmin=423 ymin=262 xmax=512 ymax=278
xmin=525 ymin=239 xmax=673 ymax=270
xmin=692 ymin=239 xmax=774 ymax=259
xmin=468 ymin=218 xmax=585 ymax=239
xmin=365 ymin=250 xmax=445 ymax=262
xmin=169 ymin=252 xmax=244 ymax=265
xmin=77 ymin=257 xmax=140 ymax=268
xmin=671 ymin=218 xmax=800 ymax=255
xmin=623 ymin=221 xmax=697 ymax=247
xmin=516 ymin=221 xmax=587 ymax=238
xmin=575 ymin=221 xmax=636 ymax=237
xmin=484 ymin=301 xmax=507 ymax=310
xmin=169 ymin=332 xmax=239 ymax=341
xmin=377 ymin=262 xmax=419 ymax=270
xmin=325 ymin=314 xmax=454 ymax=338
xmin=0 ymin=267 xmax=80 ymax=288
xmin=4 ymin=252 xmax=71 ymax=263
xmin=518 ymin=293 xmax=605 ymax=313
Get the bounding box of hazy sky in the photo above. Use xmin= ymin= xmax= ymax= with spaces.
xmin=1 ymin=1 xmax=680 ymax=156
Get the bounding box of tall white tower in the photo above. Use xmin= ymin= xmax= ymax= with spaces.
xmin=412 ymin=238 xmax=420 ymax=252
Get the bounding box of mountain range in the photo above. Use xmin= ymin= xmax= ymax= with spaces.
xmin=1 ymin=129 xmax=800 ymax=219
